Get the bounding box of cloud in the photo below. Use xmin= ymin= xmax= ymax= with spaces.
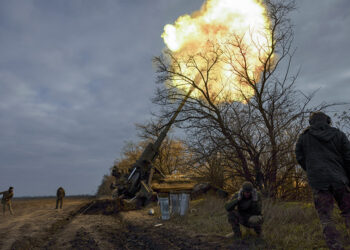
xmin=1 ymin=0 xmax=348 ymax=196
xmin=293 ymin=0 xmax=350 ymax=103
xmin=0 ymin=0 xmax=207 ymax=196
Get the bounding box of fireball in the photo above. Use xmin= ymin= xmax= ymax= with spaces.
xmin=161 ymin=0 xmax=272 ymax=103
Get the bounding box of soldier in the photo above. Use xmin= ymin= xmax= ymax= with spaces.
xmin=111 ymin=165 xmax=128 ymax=198
xmin=225 ymin=181 xmax=263 ymax=238
xmin=295 ymin=111 xmax=350 ymax=250
xmin=56 ymin=187 xmax=65 ymax=209
xmin=1 ymin=186 xmax=14 ymax=215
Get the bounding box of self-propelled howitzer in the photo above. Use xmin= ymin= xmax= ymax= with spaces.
xmin=112 ymin=88 xmax=194 ymax=207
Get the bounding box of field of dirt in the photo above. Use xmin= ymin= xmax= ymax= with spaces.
xmin=0 ymin=197 xmax=266 ymax=250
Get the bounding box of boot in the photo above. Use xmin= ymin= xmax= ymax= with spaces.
xmin=254 ymin=226 xmax=262 ymax=237
xmin=232 ymin=225 xmax=242 ymax=239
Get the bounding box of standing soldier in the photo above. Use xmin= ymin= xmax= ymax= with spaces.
xmin=295 ymin=111 xmax=350 ymax=250
xmin=225 ymin=181 xmax=263 ymax=238
xmin=56 ymin=187 xmax=65 ymax=209
xmin=1 ymin=186 xmax=14 ymax=215
xmin=111 ymin=165 xmax=128 ymax=198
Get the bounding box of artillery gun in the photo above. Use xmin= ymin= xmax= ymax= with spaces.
xmin=111 ymin=88 xmax=194 ymax=208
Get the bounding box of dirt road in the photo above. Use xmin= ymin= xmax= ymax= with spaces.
xmin=0 ymin=197 xmax=88 ymax=249
xmin=0 ymin=198 xmax=266 ymax=250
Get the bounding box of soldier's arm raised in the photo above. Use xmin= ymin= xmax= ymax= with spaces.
xmin=225 ymin=193 xmax=239 ymax=211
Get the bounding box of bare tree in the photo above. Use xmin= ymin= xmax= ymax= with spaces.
xmin=152 ymin=0 xmax=330 ymax=197
xmin=108 ymin=119 xmax=191 ymax=178
xmin=96 ymin=174 xmax=115 ymax=197
xmin=334 ymin=109 xmax=350 ymax=137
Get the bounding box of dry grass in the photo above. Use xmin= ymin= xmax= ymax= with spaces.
xmin=169 ymin=196 xmax=231 ymax=235
xmin=10 ymin=197 xmax=93 ymax=215
xmin=262 ymin=200 xmax=326 ymax=249
xmin=152 ymin=195 xmax=350 ymax=250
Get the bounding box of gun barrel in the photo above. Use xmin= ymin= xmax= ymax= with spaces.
xmin=137 ymin=87 xmax=194 ymax=164
xmin=116 ymin=76 xmax=200 ymax=202
xmin=153 ymin=87 xmax=194 ymax=150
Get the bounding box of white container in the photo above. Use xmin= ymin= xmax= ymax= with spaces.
xmin=170 ymin=193 xmax=180 ymax=215
xmin=158 ymin=197 xmax=170 ymax=220
xmin=179 ymin=193 xmax=190 ymax=216
xmin=148 ymin=208 xmax=155 ymax=215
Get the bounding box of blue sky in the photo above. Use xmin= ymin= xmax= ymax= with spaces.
xmin=0 ymin=0 xmax=349 ymax=196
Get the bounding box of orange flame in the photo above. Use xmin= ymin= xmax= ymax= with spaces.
xmin=161 ymin=0 xmax=272 ymax=103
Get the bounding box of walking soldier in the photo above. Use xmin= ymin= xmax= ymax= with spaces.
xmin=56 ymin=187 xmax=65 ymax=209
xmin=1 ymin=186 xmax=14 ymax=215
xmin=295 ymin=111 xmax=350 ymax=250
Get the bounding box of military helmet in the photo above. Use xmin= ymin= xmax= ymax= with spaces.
xmin=242 ymin=181 xmax=254 ymax=192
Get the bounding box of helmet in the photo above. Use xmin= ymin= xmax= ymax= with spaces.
xmin=242 ymin=181 xmax=253 ymax=192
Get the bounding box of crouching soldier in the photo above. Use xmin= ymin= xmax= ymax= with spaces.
xmin=56 ymin=187 xmax=65 ymax=209
xmin=1 ymin=186 xmax=14 ymax=215
xmin=225 ymin=182 xmax=263 ymax=238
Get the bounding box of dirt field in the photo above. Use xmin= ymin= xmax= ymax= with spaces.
xmin=0 ymin=197 xmax=89 ymax=249
xmin=0 ymin=197 xmax=267 ymax=250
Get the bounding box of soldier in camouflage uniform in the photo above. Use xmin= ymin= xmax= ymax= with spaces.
xmin=1 ymin=186 xmax=14 ymax=215
xmin=296 ymin=111 xmax=350 ymax=250
xmin=111 ymin=165 xmax=128 ymax=198
xmin=56 ymin=187 xmax=65 ymax=209
xmin=225 ymin=182 xmax=263 ymax=238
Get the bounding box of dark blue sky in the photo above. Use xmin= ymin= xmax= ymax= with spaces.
xmin=0 ymin=0 xmax=349 ymax=196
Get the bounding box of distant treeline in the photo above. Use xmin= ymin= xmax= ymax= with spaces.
xmin=13 ymin=195 xmax=95 ymax=200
